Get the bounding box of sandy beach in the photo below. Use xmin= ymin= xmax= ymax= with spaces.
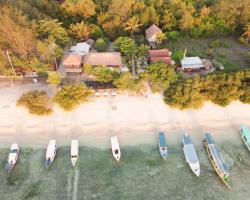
xmin=0 ymin=83 xmax=249 ymax=149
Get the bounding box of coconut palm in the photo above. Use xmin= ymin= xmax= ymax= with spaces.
xmin=124 ymin=16 xmax=142 ymax=38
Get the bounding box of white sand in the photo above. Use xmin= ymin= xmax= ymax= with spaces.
xmin=0 ymin=83 xmax=249 ymax=149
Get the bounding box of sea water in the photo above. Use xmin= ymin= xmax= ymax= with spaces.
xmin=0 ymin=142 xmax=250 ymax=200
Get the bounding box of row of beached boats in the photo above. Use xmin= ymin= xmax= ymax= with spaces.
xmin=5 ymin=125 xmax=250 ymax=189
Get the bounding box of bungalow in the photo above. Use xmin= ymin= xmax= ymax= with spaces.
xmin=83 ymin=52 xmax=122 ymax=69
xmin=70 ymin=42 xmax=91 ymax=55
xmin=145 ymin=24 xmax=162 ymax=47
xmin=181 ymin=57 xmax=204 ymax=71
xmin=148 ymin=49 xmax=175 ymax=65
xmin=63 ymin=54 xmax=83 ymax=75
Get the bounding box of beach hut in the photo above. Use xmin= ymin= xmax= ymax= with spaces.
xmin=148 ymin=49 xmax=175 ymax=65
xmin=83 ymin=52 xmax=122 ymax=69
xmin=145 ymin=24 xmax=162 ymax=47
xmin=181 ymin=57 xmax=204 ymax=71
xmin=63 ymin=54 xmax=83 ymax=75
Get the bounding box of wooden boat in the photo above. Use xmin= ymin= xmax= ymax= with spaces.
xmin=158 ymin=132 xmax=168 ymax=160
xmin=240 ymin=125 xmax=250 ymax=152
xmin=183 ymin=133 xmax=200 ymax=176
xmin=111 ymin=136 xmax=121 ymax=162
xmin=203 ymin=133 xmax=230 ymax=189
xmin=46 ymin=140 xmax=57 ymax=168
xmin=7 ymin=143 xmax=19 ymax=173
xmin=71 ymin=140 xmax=79 ymax=167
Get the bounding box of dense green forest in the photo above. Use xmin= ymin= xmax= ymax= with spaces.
xmin=164 ymin=70 xmax=250 ymax=109
xmin=0 ymin=0 xmax=249 ymax=75
xmin=0 ymin=0 xmax=249 ymax=111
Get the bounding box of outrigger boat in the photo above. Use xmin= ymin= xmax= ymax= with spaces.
xmin=7 ymin=143 xmax=19 ymax=173
xmin=71 ymin=140 xmax=79 ymax=167
xmin=203 ymin=133 xmax=230 ymax=189
xmin=240 ymin=125 xmax=250 ymax=152
xmin=111 ymin=136 xmax=121 ymax=162
xmin=158 ymin=132 xmax=168 ymax=160
xmin=183 ymin=133 xmax=200 ymax=176
xmin=46 ymin=140 xmax=57 ymax=168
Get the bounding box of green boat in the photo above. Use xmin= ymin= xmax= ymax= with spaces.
xmin=240 ymin=125 xmax=250 ymax=152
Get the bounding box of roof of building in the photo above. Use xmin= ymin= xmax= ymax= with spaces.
xmin=84 ymin=52 xmax=122 ymax=67
xmin=145 ymin=24 xmax=162 ymax=40
xmin=149 ymin=49 xmax=171 ymax=57
xmin=70 ymin=42 xmax=90 ymax=54
xmin=181 ymin=57 xmax=203 ymax=68
xmin=63 ymin=54 xmax=82 ymax=66
xmin=150 ymin=56 xmax=172 ymax=65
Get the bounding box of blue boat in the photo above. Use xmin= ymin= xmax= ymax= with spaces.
xmin=158 ymin=132 xmax=168 ymax=160
xmin=183 ymin=133 xmax=200 ymax=176
xmin=240 ymin=125 xmax=250 ymax=152
xmin=203 ymin=133 xmax=230 ymax=189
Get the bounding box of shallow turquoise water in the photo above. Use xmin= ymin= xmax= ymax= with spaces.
xmin=0 ymin=143 xmax=250 ymax=200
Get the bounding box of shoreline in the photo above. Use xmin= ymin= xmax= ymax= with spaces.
xmin=0 ymin=83 xmax=249 ymax=149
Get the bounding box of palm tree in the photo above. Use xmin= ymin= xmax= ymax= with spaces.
xmin=124 ymin=16 xmax=142 ymax=38
xmin=241 ymin=24 xmax=250 ymax=44
xmin=69 ymin=22 xmax=90 ymax=42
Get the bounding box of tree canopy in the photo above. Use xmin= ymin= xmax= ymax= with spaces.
xmin=143 ymin=62 xmax=177 ymax=92
xmin=54 ymin=84 xmax=92 ymax=111
xmin=17 ymin=90 xmax=52 ymax=115
xmin=164 ymin=70 xmax=250 ymax=109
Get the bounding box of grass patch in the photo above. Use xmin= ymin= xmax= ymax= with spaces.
xmin=216 ymin=57 xmax=239 ymax=71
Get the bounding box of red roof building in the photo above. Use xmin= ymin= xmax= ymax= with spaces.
xmin=148 ymin=49 xmax=174 ymax=65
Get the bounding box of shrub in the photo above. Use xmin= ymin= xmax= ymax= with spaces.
xmin=94 ymin=38 xmax=109 ymax=52
xmin=166 ymin=31 xmax=179 ymax=41
xmin=47 ymin=71 xmax=61 ymax=86
xmin=54 ymin=84 xmax=92 ymax=111
xmin=114 ymin=73 xmax=146 ymax=95
xmin=172 ymin=50 xmax=184 ymax=64
xmin=17 ymin=90 xmax=52 ymax=115
xmin=83 ymin=65 xmax=119 ymax=83
xmin=143 ymin=62 xmax=177 ymax=92
xmin=209 ymin=40 xmax=222 ymax=48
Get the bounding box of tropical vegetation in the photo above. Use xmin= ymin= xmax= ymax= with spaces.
xmin=53 ymin=84 xmax=92 ymax=111
xmin=17 ymin=90 xmax=52 ymax=115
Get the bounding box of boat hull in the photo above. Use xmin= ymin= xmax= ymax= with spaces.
xmin=189 ymin=162 xmax=200 ymax=177
xmin=111 ymin=136 xmax=121 ymax=162
xmin=203 ymin=138 xmax=230 ymax=189
xmin=71 ymin=158 xmax=78 ymax=167
xmin=46 ymin=140 xmax=57 ymax=168
xmin=158 ymin=132 xmax=168 ymax=160
xmin=7 ymin=144 xmax=19 ymax=173
xmin=240 ymin=127 xmax=250 ymax=152
xmin=182 ymin=134 xmax=200 ymax=177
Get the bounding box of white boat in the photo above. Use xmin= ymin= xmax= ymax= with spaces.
xmin=71 ymin=140 xmax=79 ymax=167
xmin=111 ymin=136 xmax=121 ymax=162
xmin=183 ymin=133 xmax=200 ymax=177
xmin=46 ymin=140 xmax=57 ymax=168
xmin=158 ymin=132 xmax=168 ymax=160
xmin=7 ymin=143 xmax=19 ymax=173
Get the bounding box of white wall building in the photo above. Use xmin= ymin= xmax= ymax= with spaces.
xmin=181 ymin=56 xmax=204 ymax=71
xmin=70 ymin=42 xmax=91 ymax=55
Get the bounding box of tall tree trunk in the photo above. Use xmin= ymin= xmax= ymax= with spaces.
xmin=132 ymin=54 xmax=136 ymax=79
